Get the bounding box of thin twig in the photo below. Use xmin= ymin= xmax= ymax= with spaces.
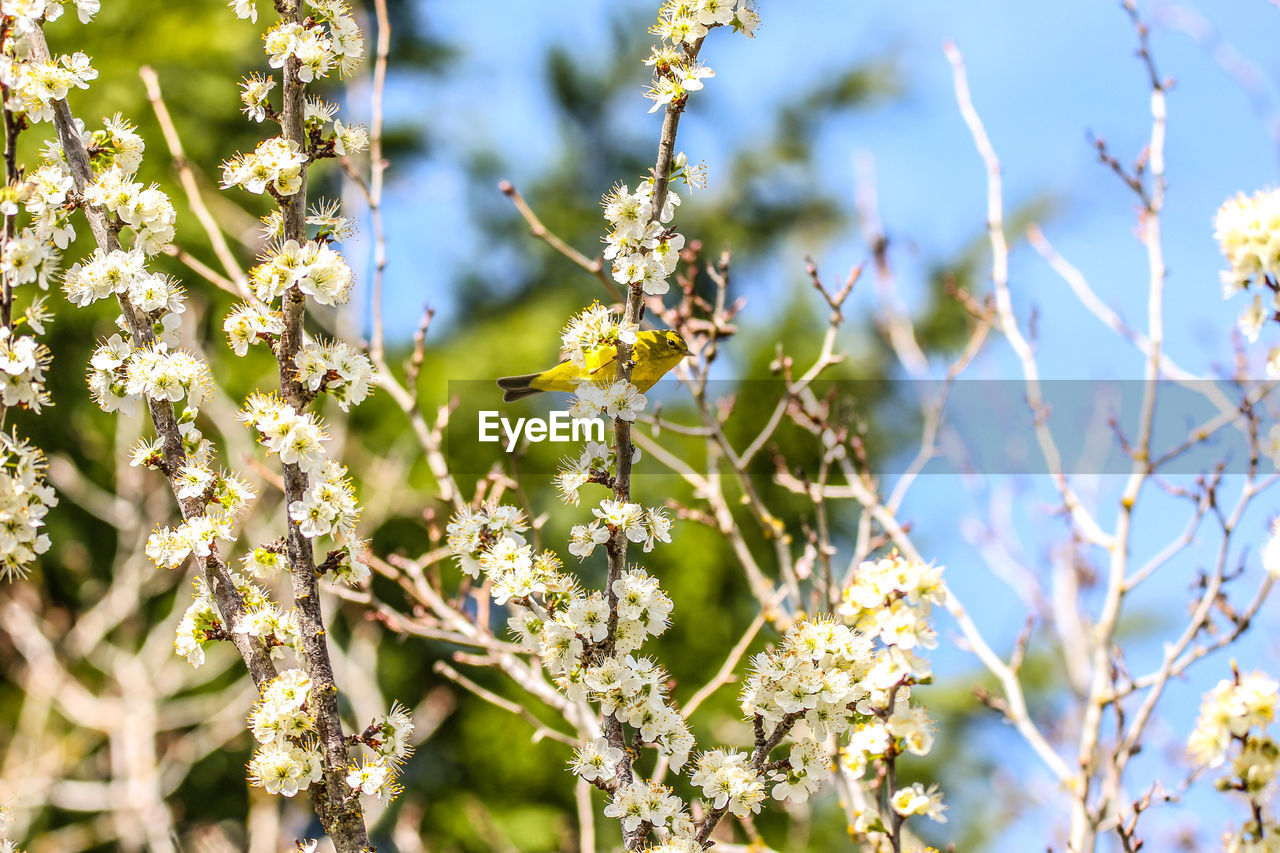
xmin=138 ymin=66 xmax=251 ymax=300
xmin=433 ymin=661 xmax=580 ymax=747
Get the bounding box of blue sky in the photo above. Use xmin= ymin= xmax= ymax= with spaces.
xmin=350 ymin=1 xmax=1280 ymax=848
xmin=361 ymin=0 xmax=1280 ymax=366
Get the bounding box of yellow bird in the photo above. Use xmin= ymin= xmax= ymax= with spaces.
xmin=497 ymin=330 xmax=690 ymax=403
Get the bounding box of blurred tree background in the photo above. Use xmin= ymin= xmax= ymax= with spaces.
xmin=0 ymin=2 xmax=1057 ymax=851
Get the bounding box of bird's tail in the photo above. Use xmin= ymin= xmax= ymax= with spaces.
xmin=496 ymin=373 xmax=545 ymax=403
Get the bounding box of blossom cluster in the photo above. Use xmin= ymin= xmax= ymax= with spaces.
xmin=1217 ymin=188 xmax=1280 ymax=297
xmin=173 ymin=576 xmax=222 ymax=666
xmin=221 ymin=137 xmax=307 ymax=196
xmin=240 ymin=392 xmax=330 ymax=474
xmin=82 ymin=161 xmax=177 ymax=254
xmin=90 ymin=338 xmax=212 ymax=418
xmin=572 ymin=643 xmax=689 ymax=762
xmin=0 ymin=2 xmax=107 ymax=585
xmin=23 ymin=163 xmax=75 ymax=252
xmin=236 ymin=598 xmax=301 ymax=653
xmin=65 ymin=143 xmax=214 ymax=424
xmin=0 ymin=225 xmax=55 ymax=290
xmin=1189 ymin=669 xmax=1279 ymax=778
xmin=0 ymin=793 xmax=23 ymax=853
xmin=2 ymin=0 xmax=99 ymax=34
xmin=247 ymin=669 xmax=324 ymax=797
xmin=65 ymin=248 xmax=159 ymax=308
xmin=245 ymin=238 xmax=356 ymax=305
xmin=446 ymin=503 xmax=528 ymax=575
xmin=144 ymin=465 xmax=256 ymax=570
xmin=293 ymin=338 xmax=374 ymax=411
xmin=1215 ymin=188 xmax=1280 ymax=373
xmin=740 ymin=619 xmax=873 ymax=801
xmin=644 ymin=0 xmax=758 ymax=113
xmin=570 ymin=379 xmax=649 ymax=422
xmin=689 ymin=750 xmax=765 ymax=818
xmin=173 ymin=569 xmax=275 ymax=667
xmin=1189 ymin=669 xmax=1280 ymax=848
xmin=555 ymin=440 xmax=614 ymax=505
xmin=560 ymin=302 xmax=639 ymax=368
xmin=245 ymin=669 xmax=413 ymax=803
xmin=223 ymin=301 xmax=285 ymax=356
xmin=840 ymin=552 xmax=944 ymax=662
xmin=236 ymin=394 xmax=368 ymax=583
xmin=838 ymin=554 xmax=948 ymax=832
xmin=0 ymin=326 xmax=50 ymax=411
xmin=602 ymin=180 xmax=684 ymax=297
xmin=253 ymin=674 xmax=407 ymax=804
xmin=654 ymin=0 xmax=759 ymax=43
xmin=230 ymin=0 xmax=366 ymax=81
xmin=363 ymin=702 xmax=416 ymax=769
xmin=605 ymin=780 xmax=686 ymax=835
xmin=568 ymin=500 xmax=671 ymax=558
xmin=286 ymin=459 xmax=360 ymax=543
xmin=479 ymin=536 xmax=567 ymax=606
xmin=0 ymin=433 xmax=57 ymax=581
xmin=9 ymin=49 xmax=96 ymax=123
xmin=446 ymin=502 xmax=695 ymax=771
xmin=447 ymin=505 xmax=576 ymax=609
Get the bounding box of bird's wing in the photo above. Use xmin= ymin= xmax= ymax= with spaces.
xmin=580 ymin=342 xmax=620 ymax=383
xmin=530 ymin=358 xmax=581 ymax=392
xmin=586 ymin=355 xmax=618 ymax=381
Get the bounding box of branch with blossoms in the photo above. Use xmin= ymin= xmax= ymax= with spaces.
xmin=215 ymin=0 xmax=415 ymax=849
xmin=362 ymin=3 xmax=949 ymax=852
xmin=0 ymin=9 xmax=286 ymax=848
xmin=404 ymin=4 xmax=1280 ymax=853
xmin=22 ymin=16 xmax=282 ymax=690
xmin=0 ymin=2 xmax=415 ymax=851
xmin=595 ymin=8 xmax=723 ymax=844
xmin=0 ymin=4 xmax=66 ymax=586
xmin=1188 ymin=666 xmax=1280 ymax=850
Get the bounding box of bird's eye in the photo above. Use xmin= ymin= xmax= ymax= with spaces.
xmin=667 ymin=338 xmax=677 ymax=348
